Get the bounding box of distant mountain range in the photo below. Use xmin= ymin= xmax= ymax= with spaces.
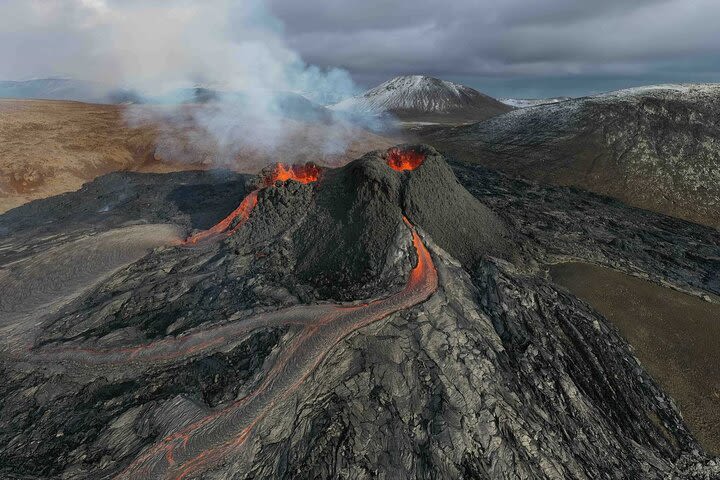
xmin=499 ymin=97 xmax=573 ymax=108
xmin=0 ymin=78 xmax=110 ymax=103
xmin=2 ymin=76 xmax=558 ymax=123
xmin=0 ymin=78 xmax=202 ymax=104
xmin=421 ymin=83 xmax=720 ymax=228
xmin=0 ymin=79 xmax=324 ymax=112
xmin=331 ymin=75 xmax=512 ymax=123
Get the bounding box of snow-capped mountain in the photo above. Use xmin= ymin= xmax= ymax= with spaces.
xmin=331 ymin=75 xmax=512 ymax=123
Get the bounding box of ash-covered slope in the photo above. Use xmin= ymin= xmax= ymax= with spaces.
xmin=332 ymin=75 xmax=512 ymax=123
xmin=422 ymin=83 xmax=720 ymax=228
xmin=279 ymin=145 xmax=513 ymax=299
xmin=0 ymin=146 xmax=718 ymax=479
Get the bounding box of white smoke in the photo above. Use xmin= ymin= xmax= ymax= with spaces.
xmin=2 ymin=0 xmax=385 ymax=168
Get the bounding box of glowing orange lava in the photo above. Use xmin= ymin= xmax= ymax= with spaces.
xmin=386 ymin=147 xmax=425 ymax=171
xmin=262 ymin=162 xmax=321 ymax=187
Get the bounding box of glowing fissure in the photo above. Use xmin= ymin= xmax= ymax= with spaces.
xmin=386 ymin=147 xmax=425 ymax=171
xmin=262 ymin=162 xmax=321 ymax=187
xmin=94 ymin=216 xmax=438 ymax=480
xmin=182 ymin=163 xmax=321 ymax=245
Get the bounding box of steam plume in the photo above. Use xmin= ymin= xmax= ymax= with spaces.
xmin=5 ymin=0 xmax=383 ymax=168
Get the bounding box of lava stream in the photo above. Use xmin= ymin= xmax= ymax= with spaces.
xmin=386 ymin=147 xmax=425 ymax=171
xmin=116 ymin=217 xmax=438 ymax=480
xmin=183 ymin=190 xmax=258 ymax=245
xmin=33 ymin=305 xmax=336 ymax=367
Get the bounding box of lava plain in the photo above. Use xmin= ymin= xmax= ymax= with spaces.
xmin=4 ymin=145 xmax=718 ymax=479
xmin=9 ymin=148 xmax=485 ymax=478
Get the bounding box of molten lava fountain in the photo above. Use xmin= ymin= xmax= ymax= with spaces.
xmin=184 ymin=163 xmax=321 ymax=245
xmin=386 ymin=147 xmax=425 ymax=171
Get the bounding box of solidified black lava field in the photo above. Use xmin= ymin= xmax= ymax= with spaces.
xmin=1 ymin=146 xmax=718 ymax=479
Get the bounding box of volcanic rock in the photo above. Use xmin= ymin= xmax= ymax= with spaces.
xmin=264 ymin=144 xmax=514 ymax=300
xmin=0 ymin=145 xmax=718 ymax=479
xmin=498 ymin=96 xmax=573 ymax=108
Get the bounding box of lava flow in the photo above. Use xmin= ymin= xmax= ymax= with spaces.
xmin=183 ymin=190 xmax=259 ymax=245
xmin=386 ymin=147 xmax=425 ymax=171
xmin=115 ymin=217 xmax=438 ymax=480
xmin=183 ymin=163 xmax=321 ymax=245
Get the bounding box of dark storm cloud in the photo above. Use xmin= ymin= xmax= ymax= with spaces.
xmin=267 ymin=0 xmax=720 ymax=93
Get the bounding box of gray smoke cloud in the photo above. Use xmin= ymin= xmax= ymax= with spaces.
xmin=0 ymin=0 xmax=380 ymax=169
xmin=0 ymin=0 xmax=357 ymax=98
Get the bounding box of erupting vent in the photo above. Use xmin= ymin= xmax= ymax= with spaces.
xmin=183 ymin=162 xmax=321 ymax=245
xmin=386 ymin=147 xmax=425 ymax=171
xmin=263 ymin=162 xmax=321 ymax=186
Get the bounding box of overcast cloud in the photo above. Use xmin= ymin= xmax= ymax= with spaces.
xmin=1 ymin=0 xmax=719 ymax=98
xmin=268 ymin=0 xmax=720 ymax=96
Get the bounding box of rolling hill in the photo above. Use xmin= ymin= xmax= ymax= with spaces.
xmin=422 ymin=84 xmax=720 ymax=228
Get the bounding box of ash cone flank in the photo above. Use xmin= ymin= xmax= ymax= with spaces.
xmin=233 ymin=144 xmax=514 ymax=300
xmin=396 ymin=145 xmax=513 ymax=266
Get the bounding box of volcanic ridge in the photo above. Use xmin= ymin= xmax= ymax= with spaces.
xmin=421 ymin=83 xmax=720 ymax=227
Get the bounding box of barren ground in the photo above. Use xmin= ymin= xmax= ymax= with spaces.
xmin=0 ymin=99 xmax=398 ymax=213
xmin=550 ymin=262 xmax=720 ymax=455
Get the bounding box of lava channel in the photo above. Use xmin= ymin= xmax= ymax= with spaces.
xmin=183 ymin=162 xmax=320 ymax=245
xmin=113 ymin=217 xmax=437 ymax=480
xmin=183 ymin=190 xmax=258 ymax=245
xmin=386 ymin=147 xmax=425 ymax=171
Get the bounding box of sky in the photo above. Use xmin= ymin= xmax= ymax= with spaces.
xmin=1 ymin=0 xmax=719 ymax=99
